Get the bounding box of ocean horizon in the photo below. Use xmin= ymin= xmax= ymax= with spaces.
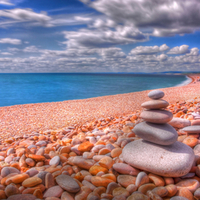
xmin=0 ymin=73 xmax=192 ymax=107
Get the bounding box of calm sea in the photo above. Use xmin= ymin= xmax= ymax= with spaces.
xmin=0 ymin=73 xmax=191 ymax=107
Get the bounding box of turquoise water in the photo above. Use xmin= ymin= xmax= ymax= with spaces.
xmin=0 ymin=73 xmax=190 ymax=107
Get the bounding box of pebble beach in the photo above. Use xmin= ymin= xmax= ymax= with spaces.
xmin=1 ymin=74 xmax=200 ymax=200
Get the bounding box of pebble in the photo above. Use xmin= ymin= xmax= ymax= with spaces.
xmin=169 ymin=117 xmax=191 ymax=128
xmin=138 ymin=183 xmax=156 ymax=194
xmin=1 ymin=167 xmax=20 ymax=178
xmin=140 ymin=110 xmax=173 ymax=124
xmin=191 ymin=119 xmax=200 ymax=126
xmin=89 ymin=165 xmax=108 ymax=175
xmin=148 ymin=90 xmax=165 ymax=100
xmin=133 ymin=121 xmax=178 ymax=145
xmin=127 ymin=192 xmax=149 ymax=200
xmin=148 ymin=173 xmax=165 ymax=187
xmin=6 ymin=173 xmax=29 ymax=185
xmin=91 ymin=176 xmax=114 ymax=187
xmin=176 ymin=179 xmax=199 ymax=193
xmin=56 ymin=174 xmax=81 ymax=193
xmin=123 ymin=139 xmax=195 ymax=177
xmin=99 ymin=156 xmax=114 ymax=169
xmin=106 ymin=182 xmax=120 ymax=194
xmin=5 ymin=183 xmax=20 ymax=197
xmin=112 ymin=187 xmax=129 ymax=197
xmin=22 ymin=177 xmax=42 ymax=187
xmin=49 ymin=155 xmax=60 ymax=166
xmin=117 ymin=175 xmax=136 ymax=187
xmin=141 ymin=99 xmax=169 ymax=109
xmin=113 ymin=163 xmax=140 ymax=175
xmin=135 ymin=172 xmax=149 ymax=187
xmin=7 ymin=194 xmax=37 ymax=200
xmin=78 ymin=141 xmax=94 ymax=152
xmin=182 ymin=125 xmax=200 ymax=134
xmin=43 ymin=185 xmax=63 ymax=198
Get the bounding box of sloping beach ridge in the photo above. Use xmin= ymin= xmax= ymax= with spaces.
xmin=1 ymin=74 xmax=200 ymax=199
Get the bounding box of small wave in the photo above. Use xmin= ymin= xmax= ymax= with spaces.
xmin=176 ymin=75 xmax=193 ymax=87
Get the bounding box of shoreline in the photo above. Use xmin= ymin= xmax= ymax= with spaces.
xmin=0 ymin=73 xmax=200 ymax=140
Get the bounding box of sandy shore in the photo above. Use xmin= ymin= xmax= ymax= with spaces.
xmin=0 ymin=74 xmax=200 ymax=141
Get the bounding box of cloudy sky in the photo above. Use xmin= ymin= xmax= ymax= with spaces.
xmin=0 ymin=0 xmax=200 ymax=72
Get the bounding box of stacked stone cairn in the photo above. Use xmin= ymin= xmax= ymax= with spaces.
xmin=122 ymin=90 xmax=195 ymax=177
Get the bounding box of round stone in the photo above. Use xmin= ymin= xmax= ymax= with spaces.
xmin=168 ymin=118 xmax=191 ymax=129
xmin=7 ymin=194 xmax=36 ymax=200
xmin=182 ymin=125 xmax=200 ymax=134
xmin=148 ymin=90 xmax=164 ymax=100
xmin=56 ymin=174 xmax=80 ymax=193
xmin=133 ymin=122 xmax=178 ymax=145
xmin=122 ymin=139 xmax=195 ymax=177
xmin=140 ymin=110 xmax=173 ymax=124
xmin=43 ymin=185 xmax=63 ymax=198
xmin=49 ymin=156 xmax=60 ymax=166
xmin=141 ymin=99 xmax=169 ymax=110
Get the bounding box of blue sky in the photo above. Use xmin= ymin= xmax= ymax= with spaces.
xmin=0 ymin=0 xmax=200 ymax=72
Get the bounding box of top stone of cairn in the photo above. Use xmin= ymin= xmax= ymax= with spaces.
xmin=148 ymin=90 xmax=164 ymax=100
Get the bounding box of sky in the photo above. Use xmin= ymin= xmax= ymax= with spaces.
xmin=0 ymin=0 xmax=200 ymax=72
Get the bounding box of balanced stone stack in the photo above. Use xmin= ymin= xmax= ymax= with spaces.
xmin=122 ymin=90 xmax=195 ymax=177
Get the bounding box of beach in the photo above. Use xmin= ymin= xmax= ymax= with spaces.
xmin=0 ymin=74 xmax=199 ymax=141
xmin=1 ymin=74 xmax=200 ymax=200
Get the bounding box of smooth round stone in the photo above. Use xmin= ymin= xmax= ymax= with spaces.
xmin=1 ymin=167 xmax=20 ymax=178
xmin=117 ymin=175 xmax=136 ymax=187
xmin=140 ymin=110 xmax=173 ymax=124
xmin=7 ymin=194 xmax=37 ymax=200
xmin=113 ymin=163 xmax=140 ymax=175
xmin=194 ymin=188 xmax=200 ymax=199
xmin=127 ymin=192 xmax=149 ymax=200
xmin=182 ymin=125 xmax=200 ymax=134
xmin=148 ymin=90 xmax=164 ymax=100
xmin=133 ymin=122 xmax=178 ymax=145
xmin=43 ymin=185 xmax=63 ymax=198
xmin=168 ymin=118 xmax=191 ymax=129
xmin=56 ymin=174 xmax=80 ymax=193
xmin=135 ymin=172 xmax=149 ymax=187
xmin=122 ymin=139 xmax=195 ymax=177
xmin=49 ymin=156 xmax=60 ymax=166
xmin=176 ymin=179 xmax=199 ymax=193
xmin=141 ymin=99 xmax=169 ymax=110
xmin=22 ymin=177 xmax=42 ymax=187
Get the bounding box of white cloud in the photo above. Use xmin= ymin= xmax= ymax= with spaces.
xmin=167 ymin=45 xmax=190 ymax=54
xmin=81 ymin=0 xmax=200 ymax=37
xmin=0 ymin=8 xmax=51 ymax=26
xmin=0 ymin=0 xmax=13 ymax=5
xmin=129 ymin=44 xmax=169 ymax=55
xmin=23 ymin=46 xmax=40 ymax=52
xmin=159 ymin=44 xmax=169 ymax=52
xmin=0 ymin=38 xmax=21 ymax=45
xmin=63 ymin=26 xmax=146 ymax=48
xmin=1 ymin=44 xmax=200 ymax=73
xmin=74 ymin=16 xmax=92 ymax=23
xmin=1 ymin=52 xmax=12 ymax=55
xmin=157 ymin=54 xmax=168 ymax=61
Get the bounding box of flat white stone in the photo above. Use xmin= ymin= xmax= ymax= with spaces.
xmin=140 ymin=110 xmax=173 ymax=124
xmin=122 ymin=139 xmax=195 ymax=177
xmin=141 ymin=99 xmax=169 ymax=110
xmin=182 ymin=125 xmax=200 ymax=134
xmin=133 ymin=121 xmax=178 ymax=145
xmin=148 ymin=90 xmax=164 ymax=100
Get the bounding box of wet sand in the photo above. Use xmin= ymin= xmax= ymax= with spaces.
xmin=0 ymin=74 xmax=200 ymax=141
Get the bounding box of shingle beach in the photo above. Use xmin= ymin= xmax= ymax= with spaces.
xmin=1 ymin=74 xmax=200 ymax=200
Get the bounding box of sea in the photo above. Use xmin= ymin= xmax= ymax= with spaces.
xmin=0 ymin=73 xmax=192 ymax=107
